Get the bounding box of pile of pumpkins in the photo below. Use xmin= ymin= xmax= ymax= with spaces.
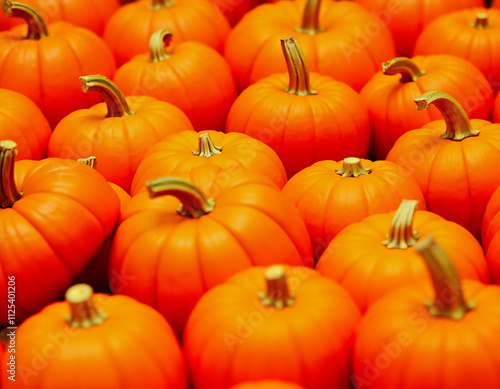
xmin=2 ymin=0 xmax=500 ymax=388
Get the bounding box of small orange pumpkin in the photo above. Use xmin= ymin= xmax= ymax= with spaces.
xmin=1 ymin=284 xmax=188 ymax=388
xmin=113 ymin=29 xmax=237 ymax=132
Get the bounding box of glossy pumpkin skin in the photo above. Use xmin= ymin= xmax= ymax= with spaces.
xmin=0 ymin=23 xmax=116 ymax=128
xmin=414 ymin=8 xmax=500 ymax=93
xmin=386 ymin=119 xmax=500 ymax=241
xmin=229 ymin=381 xmax=306 ymax=389
xmin=355 ymin=0 xmax=484 ymax=57
xmin=0 ymin=158 xmax=120 ymax=324
xmin=111 ymin=167 xmax=313 ymax=338
xmin=0 ymin=0 xmax=120 ymax=35
xmin=226 ymin=73 xmax=371 ymax=178
xmin=0 ymin=88 xmax=51 ymax=160
xmin=282 ymin=159 xmax=426 ymax=260
xmin=0 ymin=293 xmax=188 ymax=389
xmin=224 ymin=0 xmax=396 ymax=92
xmin=360 ymin=55 xmax=494 ymax=160
xmin=352 ymin=280 xmax=500 ymax=389
xmin=481 ymin=186 xmax=500 ymax=284
xmin=184 ymin=266 xmax=361 ymax=389
xmin=47 ymin=95 xmax=194 ymax=194
xmin=113 ymin=39 xmax=237 ymax=132
xmin=103 ymin=0 xmax=231 ymax=66
xmin=131 ymin=130 xmax=287 ymax=195
xmin=316 ymin=209 xmax=489 ymax=313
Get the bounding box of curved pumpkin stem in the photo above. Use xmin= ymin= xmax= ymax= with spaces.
xmin=414 ymin=235 xmax=476 ymax=320
xmin=471 ymin=13 xmax=490 ymax=29
xmin=192 ymin=133 xmax=223 ymax=158
xmin=335 ymin=157 xmax=372 ymax=178
xmin=281 ymin=37 xmax=317 ymax=96
xmin=382 ymin=57 xmax=426 ymax=83
xmin=65 ymin=284 xmax=108 ymax=327
xmin=80 ymin=75 xmax=133 ymax=118
xmin=414 ymin=91 xmax=479 ymax=141
xmin=151 ymin=0 xmax=175 ymax=10
xmin=382 ymin=200 xmax=419 ymax=249
xmin=0 ymin=140 xmax=21 ymax=208
xmin=2 ymin=0 xmax=48 ymax=39
xmin=146 ymin=176 xmax=215 ymax=218
xmin=78 ymin=156 xmax=97 ymax=169
xmin=149 ymin=29 xmax=172 ymax=62
xmin=258 ymin=265 xmax=295 ymax=309
xmin=297 ymin=0 xmax=322 ymax=34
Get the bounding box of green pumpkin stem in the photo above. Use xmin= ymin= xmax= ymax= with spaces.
xmin=414 ymin=91 xmax=479 ymax=140
xmin=2 ymin=0 xmax=48 ymax=39
xmin=146 ymin=176 xmax=215 ymax=218
xmin=65 ymin=284 xmax=108 ymax=328
xmin=192 ymin=133 xmax=223 ymax=158
xmin=78 ymin=156 xmax=97 ymax=169
xmin=151 ymin=0 xmax=175 ymax=10
xmin=297 ymin=0 xmax=322 ymax=34
xmin=382 ymin=57 xmax=426 ymax=83
xmin=414 ymin=235 xmax=476 ymax=320
xmin=80 ymin=75 xmax=132 ymax=118
xmin=281 ymin=37 xmax=317 ymax=96
xmin=335 ymin=157 xmax=372 ymax=178
xmin=471 ymin=13 xmax=490 ymax=29
xmin=0 ymin=140 xmax=21 ymax=208
xmin=258 ymin=265 xmax=295 ymax=309
xmin=149 ymin=29 xmax=172 ymax=62
xmin=382 ymin=200 xmax=420 ymax=249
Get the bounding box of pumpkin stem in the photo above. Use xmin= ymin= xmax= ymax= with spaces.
xmin=80 ymin=75 xmax=133 ymax=118
xmin=335 ymin=157 xmax=372 ymax=178
xmin=0 ymin=140 xmax=21 ymax=208
xmin=149 ymin=29 xmax=172 ymax=62
xmin=297 ymin=0 xmax=322 ymax=34
xmin=382 ymin=57 xmax=426 ymax=83
xmin=65 ymin=284 xmax=108 ymax=328
xmin=414 ymin=91 xmax=479 ymax=141
xmin=382 ymin=200 xmax=420 ymax=249
xmin=2 ymin=0 xmax=48 ymax=39
xmin=414 ymin=235 xmax=476 ymax=320
xmin=146 ymin=176 xmax=215 ymax=218
xmin=471 ymin=13 xmax=491 ymax=29
xmin=151 ymin=0 xmax=175 ymax=10
xmin=192 ymin=133 xmax=223 ymax=158
xmin=281 ymin=37 xmax=317 ymax=96
xmin=78 ymin=156 xmax=97 ymax=169
xmin=258 ymin=265 xmax=295 ymax=309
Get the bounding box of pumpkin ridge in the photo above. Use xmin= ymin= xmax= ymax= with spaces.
xmin=459 ymin=140 xmax=476 ymax=235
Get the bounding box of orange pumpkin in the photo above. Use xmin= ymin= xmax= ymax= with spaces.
xmin=46 ymin=75 xmax=194 ymax=193
xmin=386 ymin=91 xmax=500 ymax=241
xmin=316 ymin=200 xmax=489 ymax=313
xmin=352 ymin=236 xmax=500 ymax=389
xmin=0 ymin=0 xmax=120 ymax=35
xmin=360 ymin=55 xmax=494 ymax=160
xmin=0 ymin=1 xmax=116 ymax=128
xmin=113 ymin=29 xmax=237 ymax=132
xmin=481 ymin=185 xmax=500 ymax=284
xmin=209 ymin=0 xmax=261 ymax=26
xmin=355 ymin=0 xmax=484 ymax=57
xmin=103 ymin=0 xmax=231 ymax=66
xmin=414 ymin=8 xmax=500 ymax=94
xmin=111 ymin=168 xmax=313 ymax=338
xmin=1 ymin=284 xmax=188 ymax=388
xmin=0 ymin=88 xmax=51 ymax=160
xmin=0 ymin=141 xmax=120 ymax=325
xmin=282 ymin=158 xmax=426 ymax=260
xmin=226 ymin=37 xmax=371 ymax=178
xmin=184 ymin=265 xmax=361 ymax=388
xmin=224 ymin=0 xmax=396 ymax=92
xmin=131 ymin=130 xmax=287 ymax=195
